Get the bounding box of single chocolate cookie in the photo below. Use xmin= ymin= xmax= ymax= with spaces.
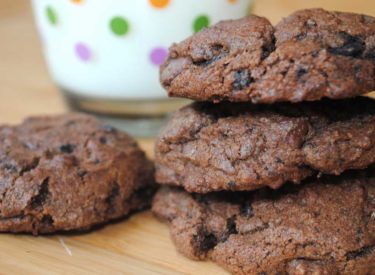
xmin=0 ymin=113 xmax=154 ymax=235
xmin=153 ymin=169 xmax=375 ymax=275
xmin=160 ymin=9 xmax=375 ymax=103
xmin=155 ymin=97 xmax=375 ymax=192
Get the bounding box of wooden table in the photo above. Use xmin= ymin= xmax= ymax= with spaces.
xmin=0 ymin=1 xmax=374 ymax=274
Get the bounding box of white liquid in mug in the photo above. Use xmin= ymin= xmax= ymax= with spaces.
xmin=32 ymin=0 xmax=252 ymax=100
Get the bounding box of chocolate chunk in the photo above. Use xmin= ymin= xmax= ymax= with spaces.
xmin=240 ymin=201 xmax=254 ymax=218
xmin=328 ymin=32 xmax=365 ymax=57
xmin=59 ymin=144 xmax=75 ymax=154
xmin=194 ymin=44 xmax=228 ymax=66
xmin=296 ymin=67 xmax=308 ymax=79
xmin=196 ymin=228 xmax=218 ymax=252
xmin=233 ymin=70 xmax=253 ymax=90
xmin=30 ymin=178 xmax=49 ymax=209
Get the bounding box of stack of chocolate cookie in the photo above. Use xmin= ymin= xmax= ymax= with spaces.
xmin=152 ymin=9 xmax=375 ymax=274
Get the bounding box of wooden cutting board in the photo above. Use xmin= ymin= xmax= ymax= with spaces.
xmin=0 ymin=1 xmax=374 ymax=274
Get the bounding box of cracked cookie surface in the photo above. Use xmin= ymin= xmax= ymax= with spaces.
xmin=152 ymin=169 xmax=375 ymax=274
xmin=155 ymin=97 xmax=375 ymax=192
xmin=0 ymin=113 xmax=155 ymax=234
xmin=160 ymin=9 xmax=375 ymax=103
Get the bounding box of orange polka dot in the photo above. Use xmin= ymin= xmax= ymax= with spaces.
xmin=71 ymin=0 xmax=83 ymax=4
xmin=228 ymin=0 xmax=238 ymax=3
xmin=149 ymin=0 xmax=170 ymax=8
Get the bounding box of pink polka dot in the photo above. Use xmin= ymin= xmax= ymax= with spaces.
xmin=75 ymin=43 xmax=91 ymax=62
xmin=150 ymin=47 xmax=168 ymax=65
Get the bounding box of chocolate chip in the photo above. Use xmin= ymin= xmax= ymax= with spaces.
xmin=20 ymin=157 xmax=40 ymax=176
xmin=99 ymin=136 xmax=108 ymax=144
xmin=194 ymin=44 xmax=228 ymax=66
xmin=226 ymin=216 xmax=238 ymax=235
xmin=328 ymin=32 xmax=365 ymax=57
xmin=59 ymin=144 xmax=75 ymax=154
xmin=195 ymin=228 xmax=217 ymax=252
xmin=240 ymin=201 xmax=254 ymax=218
xmin=31 ymin=178 xmax=49 ymax=209
xmin=346 ymin=245 xmax=374 ymax=260
xmin=261 ymin=35 xmax=276 ymax=60
xmin=210 ymin=44 xmax=225 ymax=54
xmin=233 ymin=70 xmax=253 ymax=90
xmin=41 ymin=214 xmax=54 ymax=225
xmin=275 ymin=157 xmax=284 ymax=164
xmin=295 ymin=33 xmax=307 ymax=41
xmin=261 ymin=43 xmax=276 ymax=59
xmin=296 ymin=67 xmax=308 ymax=78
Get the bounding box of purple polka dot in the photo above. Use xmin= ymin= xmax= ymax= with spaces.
xmin=75 ymin=43 xmax=91 ymax=62
xmin=150 ymin=47 xmax=168 ymax=65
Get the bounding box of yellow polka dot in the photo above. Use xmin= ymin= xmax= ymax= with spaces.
xmin=149 ymin=0 xmax=170 ymax=9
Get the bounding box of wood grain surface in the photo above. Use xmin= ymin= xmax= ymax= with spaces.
xmin=0 ymin=1 xmax=374 ymax=274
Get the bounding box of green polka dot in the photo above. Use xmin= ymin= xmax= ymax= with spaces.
xmin=46 ymin=6 xmax=57 ymax=26
xmin=193 ymin=15 xmax=210 ymax=33
xmin=110 ymin=17 xmax=129 ymax=36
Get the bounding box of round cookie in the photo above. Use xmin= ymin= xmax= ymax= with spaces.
xmin=152 ymin=169 xmax=375 ymax=275
xmin=160 ymin=9 xmax=375 ymax=104
xmin=0 ymin=113 xmax=154 ymax=235
xmin=155 ymin=97 xmax=375 ymax=192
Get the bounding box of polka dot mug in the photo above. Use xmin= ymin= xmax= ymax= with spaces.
xmin=32 ymin=0 xmax=252 ymax=102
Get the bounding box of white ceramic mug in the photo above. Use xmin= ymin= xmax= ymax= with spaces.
xmin=32 ymin=0 xmax=252 ymax=100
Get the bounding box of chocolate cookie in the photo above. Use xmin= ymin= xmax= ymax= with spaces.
xmin=152 ymin=169 xmax=375 ymax=275
xmin=155 ymin=97 xmax=375 ymax=192
xmin=160 ymin=9 xmax=375 ymax=103
xmin=0 ymin=113 xmax=154 ymax=234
